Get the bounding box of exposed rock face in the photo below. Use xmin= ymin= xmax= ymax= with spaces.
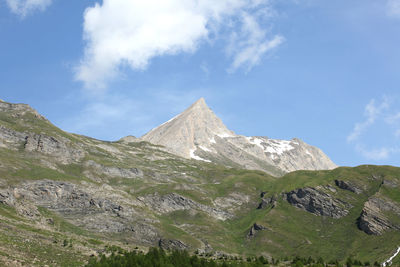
xmin=0 ymin=180 xmax=159 ymax=245
xmin=84 ymin=160 xmax=143 ymax=179
xmin=0 ymin=100 xmax=47 ymax=121
xmin=285 ymin=187 xmax=352 ymax=218
xmin=358 ymin=197 xmax=400 ymax=235
xmin=137 ymin=193 xmax=232 ymax=220
xmin=159 ymin=239 xmax=188 ymax=250
xmin=335 ymin=180 xmax=363 ymax=194
xmin=0 ymin=126 xmax=26 ymax=150
xmin=0 ymin=126 xmax=85 ymax=164
xmin=142 ymin=98 xmax=234 ymax=161
xmin=247 ymin=223 xmax=268 ymax=238
xmin=214 ymin=192 xmax=250 ymax=213
xmin=140 ymin=98 xmax=337 ymax=176
xmin=257 ymin=195 xmax=277 ymax=210
xmin=383 ymin=180 xmax=398 ymax=188
xmin=118 ymin=135 xmax=140 ymax=143
xmin=24 ymin=134 xmax=85 ymax=164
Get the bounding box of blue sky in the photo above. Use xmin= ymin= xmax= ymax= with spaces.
xmin=1 ymin=0 xmax=400 ymax=167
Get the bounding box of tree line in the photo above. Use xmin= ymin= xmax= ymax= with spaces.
xmin=85 ymin=247 xmax=381 ymax=267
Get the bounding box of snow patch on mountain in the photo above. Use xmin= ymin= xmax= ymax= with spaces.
xmin=190 ymin=149 xmax=211 ymax=163
xmin=246 ymin=137 xmax=296 ymax=155
xmin=140 ymin=97 xmax=337 ymax=176
xmin=199 ymin=145 xmax=212 ymax=152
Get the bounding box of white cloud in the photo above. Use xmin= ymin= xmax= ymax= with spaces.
xmin=347 ymin=97 xmax=389 ymax=143
xmin=385 ymin=112 xmax=400 ymax=124
xmin=5 ymin=0 xmax=52 ymax=17
xmin=347 ymin=96 xmax=400 ymax=161
xmin=387 ymin=0 xmax=400 ymax=17
xmin=356 ymin=145 xmax=391 ymax=161
xmin=227 ymin=12 xmax=284 ymax=73
xmin=76 ymin=0 xmax=282 ymax=89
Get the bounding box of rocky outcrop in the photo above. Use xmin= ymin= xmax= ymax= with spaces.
xmin=137 ymin=193 xmax=232 ymax=221
xmin=0 ymin=125 xmax=85 ymax=164
xmin=24 ymin=134 xmax=85 ymax=164
xmin=214 ymin=192 xmax=250 ymax=213
xmin=383 ymin=180 xmax=398 ymax=188
xmin=0 ymin=101 xmax=47 ymax=121
xmin=139 ymin=98 xmax=337 ymax=176
xmin=257 ymin=195 xmax=277 ymax=209
xmin=159 ymin=239 xmax=188 ymax=250
xmin=285 ymin=187 xmax=352 ymax=218
xmin=335 ymin=180 xmax=363 ymax=194
xmin=84 ymin=160 xmax=143 ymax=179
xmin=118 ymin=135 xmax=140 ymax=143
xmin=358 ymin=197 xmax=400 ymax=235
xmin=0 ymin=126 xmax=26 ymax=150
xmin=0 ymin=180 xmax=159 ymax=244
xmin=11 ymin=181 xmax=119 ymax=214
xmin=247 ymin=223 xmax=268 ymax=238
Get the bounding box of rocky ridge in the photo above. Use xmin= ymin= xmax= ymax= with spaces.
xmin=285 ymin=186 xmax=352 ymax=218
xmin=0 ymin=99 xmax=399 ymax=265
xmin=141 ymin=98 xmax=337 ymax=176
xmin=358 ymin=196 xmax=400 ymax=235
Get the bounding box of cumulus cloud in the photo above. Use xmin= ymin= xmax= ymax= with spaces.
xmin=5 ymin=0 xmax=52 ymax=17
xmin=76 ymin=0 xmax=282 ymax=89
xmin=387 ymin=0 xmax=400 ymax=17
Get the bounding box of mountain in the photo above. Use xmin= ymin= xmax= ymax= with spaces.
xmin=141 ymin=98 xmax=337 ymax=176
xmin=0 ymin=98 xmax=399 ymax=266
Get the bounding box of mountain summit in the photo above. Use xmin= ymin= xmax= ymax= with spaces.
xmin=141 ymin=98 xmax=337 ymax=176
xmin=142 ymin=98 xmax=234 ymax=161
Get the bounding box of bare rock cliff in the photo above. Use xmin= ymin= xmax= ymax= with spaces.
xmin=140 ymin=98 xmax=337 ymax=176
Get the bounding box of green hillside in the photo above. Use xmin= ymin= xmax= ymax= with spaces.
xmin=0 ymin=101 xmax=399 ymax=266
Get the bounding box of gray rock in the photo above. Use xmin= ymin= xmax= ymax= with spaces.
xmin=24 ymin=134 xmax=85 ymax=164
xmin=383 ymin=180 xmax=398 ymax=188
xmin=358 ymin=197 xmax=400 ymax=235
xmin=159 ymin=239 xmax=188 ymax=250
xmin=138 ymin=193 xmax=232 ymax=220
xmin=140 ymin=98 xmax=337 ymax=176
xmin=0 ymin=180 xmax=160 ymax=245
xmin=0 ymin=101 xmax=47 ymax=121
xmin=213 ymin=192 xmax=250 ymax=213
xmin=247 ymin=223 xmax=267 ymax=238
xmin=118 ymin=135 xmax=140 ymax=143
xmin=0 ymin=190 xmax=16 ymax=206
xmin=0 ymin=126 xmax=27 ymax=150
xmin=335 ymin=180 xmax=363 ymax=194
xmin=285 ymin=187 xmax=352 ymax=218
xmin=84 ymin=160 xmax=143 ymax=179
xmin=257 ymin=195 xmax=277 ymax=209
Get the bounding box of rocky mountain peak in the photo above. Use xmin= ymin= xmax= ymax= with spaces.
xmin=189 ymin=97 xmax=207 ymax=109
xmin=140 ymin=98 xmax=337 ymax=176
xmin=141 ymin=98 xmax=234 ymax=159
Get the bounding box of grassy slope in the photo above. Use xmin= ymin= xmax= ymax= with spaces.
xmin=0 ymin=105 xmax=400 ymax=265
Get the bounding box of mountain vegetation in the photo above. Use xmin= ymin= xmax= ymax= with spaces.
xmin=0 ymin=99 xmax=399 ymax=266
